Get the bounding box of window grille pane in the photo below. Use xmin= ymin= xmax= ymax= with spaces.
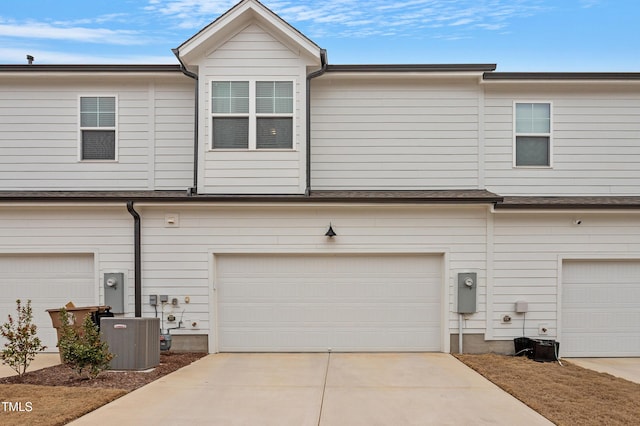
xmin=274 ymin=81 xmax=293 ymax=97
xmin=274 ymin=98 xmax=293 ymax=114
xmin=516 ymin=103 xmax=550 ymax=133
xmin=213 ymin=117 xmax=249 ymax=149
xmin=82 ymin=130 xmax=116 ymax=160
xmin=212 ymin=81 xmax=230 ymax=98
xmin=98 ymin=97 xmax=115 ymax=112
xmin=99 ymin=112 xmax=116 ymax=127
xmin=257 ymin=118 xmax=292 ymax=149
xmin=81 ymin=112 xmax=98 ymax=127
xmin=212 ymin=81 xmax=248 ymax=114
xmin=256 ymin=98 xmax=272 ymax=114
xmin=81 ymin=96 xmax=115 ymax=128
xmin=256 ymin=81 xmax=292 ymax=114
xmin=80 ymin=97 xmax=98 ymax=112
xmin=516 ymin=136 xmax=549 ymax=166
xmin=256 ymin=81 xmax=273 ymax=98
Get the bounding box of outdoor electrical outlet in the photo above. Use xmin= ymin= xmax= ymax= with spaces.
xmin=502 ymin=315 xmax=512 ymax=323
xmin=149 ymin=295 xmax=158 ymax=306
xmin=160 ymin=295 xmax=168 ymax=303
xmin=538 ymin=324 xmax=549 ymax=335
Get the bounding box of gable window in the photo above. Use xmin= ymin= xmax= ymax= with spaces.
xmin=514 ymin=102 xmax=551 ymax=167
xmin=211 ymin=80 xmax=293 ymax=150
xmin=79 ymin=96 xmax=117 ymax=161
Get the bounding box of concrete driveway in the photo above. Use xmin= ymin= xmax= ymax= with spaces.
xmin=566 ymin=358 xmax=640 ymax=384
xmin=71 ymin=353 xmax=552 ymax=425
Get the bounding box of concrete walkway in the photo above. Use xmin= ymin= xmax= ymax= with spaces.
xmin=0 ymin=353 xmax=60 ymax=378
xmin=566 ymin=358 xmax=640 ymax=384
xmin=71 ymin=353 xmax=552 ymax=425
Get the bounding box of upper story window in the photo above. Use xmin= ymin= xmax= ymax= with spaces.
xmin=212 ymin=80 xmax=293 ymax=150
xmin=514 ymin=102 xmax=551 ymax=167
xmin=79 ymin=96 xmax=117 ymax=161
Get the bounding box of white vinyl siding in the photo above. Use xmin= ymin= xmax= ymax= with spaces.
xmin=0 ymin=76 xmax=194 ymax=191
xmin=153 ymin=81 xmax=196 ymax=190
xmin=310 ymin=77 xmax=480 ymax=190
xmin=485 ymin=84 xmax=640 ymax=195
xmin=200 ymin=23 xmax=314 ymax=194
xmin=0 ymin=205 xmax=135 ymax=349
xmin=562 ymin=260 xmax=640 ymax=357
xmin=138 ymin=204 xmax=489 ymax=352
xmin=490 ymin=212 xmax=640 ymax=346
xmin=216 ymin=254 xmax=442 ymax=352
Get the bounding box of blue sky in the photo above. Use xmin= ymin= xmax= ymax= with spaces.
xmin=0 ymin=0 xmax=638 ymax=71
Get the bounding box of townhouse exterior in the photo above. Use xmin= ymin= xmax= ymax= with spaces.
xmin=0 ymin=0 xmax=638 ymax=357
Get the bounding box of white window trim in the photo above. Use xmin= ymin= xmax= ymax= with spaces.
xmin=512 ymin=100 xmax=553 ymax=168
xmin=78 ymin=94 xmax=119 ymax=162
xmin=210 ymin=79 xmax=296 ymax=151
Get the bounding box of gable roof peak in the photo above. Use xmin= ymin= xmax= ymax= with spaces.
xmin=176 ymin=0 xmax=321 ymax=64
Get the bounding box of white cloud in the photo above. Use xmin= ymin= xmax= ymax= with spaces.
xmin=0 ymin=22 xmax=145 ymax=45
xmin=143 ymin=0 xmax=547 ymax=39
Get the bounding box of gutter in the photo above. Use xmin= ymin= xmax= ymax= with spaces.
xmin=172 ymin=48 xmax=199 ymax=196
xmin=126 ymin=201 xmax=142 ymax=317
xmin=305 ymin=49 xmax=328 ymax=196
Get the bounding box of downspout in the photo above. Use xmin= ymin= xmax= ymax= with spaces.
xmin=305 ymin=49 xmax=328 ymax=196
xmin=126 ymin=201 xmax=142 ymax=317
xmin=172 ymin=48 xmax=199 ymax=196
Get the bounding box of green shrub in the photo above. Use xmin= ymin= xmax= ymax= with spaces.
xmin=0 ymin=299 xmax=47 ymax=378
xmin=58 ymin=308 xmax=114 ymax=379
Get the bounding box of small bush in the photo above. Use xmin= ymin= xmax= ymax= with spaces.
xmin=0 ymin=299 xmax=47 ymax=377
xmin=58 ymin=308 xmax=114 ymax=379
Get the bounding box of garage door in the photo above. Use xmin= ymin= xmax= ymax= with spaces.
xmin=0 ymin=254 xmax=96 ymax=350
xmin=216 ymin=254 xmax=442 ymax=352
xmin=562 ymin=260 xmax=640 ymax=357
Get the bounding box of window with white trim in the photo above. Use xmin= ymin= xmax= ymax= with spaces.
xmin=514 ymin=102 xmax=551 ymax=167
xmin=211 ymin=81 xmax=293 ymax=150
xmin=79 ymin=96 xmax=117 ymax=161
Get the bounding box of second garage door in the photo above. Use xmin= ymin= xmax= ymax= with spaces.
xmin=216 ymin=254 xmax=442 ymax=352
xmin=0 ymin=253 xmax=96 ymax=350
xmin=562 ymin=260 xmax=640 ymax=357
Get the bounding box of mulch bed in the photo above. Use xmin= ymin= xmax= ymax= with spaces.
xmin=0 ymin=351 xmax=207 ymax=391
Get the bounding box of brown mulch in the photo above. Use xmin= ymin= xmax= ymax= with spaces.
xmin=0 ymin=351 xmax=207 ymax=391
xmin=456 ymin=353 xmax=640 ymax=426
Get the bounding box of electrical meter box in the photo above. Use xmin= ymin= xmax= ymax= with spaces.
xmin=104 ymin=272 xmax=124 ymax=314
xmin=457 ymin=272 xmax=477 ymax=314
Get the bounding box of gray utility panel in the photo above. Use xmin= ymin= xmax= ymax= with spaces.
xmin=101 ymin=318 xmax=160 ymax=370
xmin=457 ymin=272 xmax=477 ymax=314
xmin=104 ymin=272 xmax=125 ymax=314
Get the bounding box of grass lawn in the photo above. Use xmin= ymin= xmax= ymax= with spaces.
xmin=0 ymin=384 xmax=126 ymax=426
xmin=456 ymin=353 xmax=640 ymax=426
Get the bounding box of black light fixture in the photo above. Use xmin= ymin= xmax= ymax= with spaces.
xmin=325 ymin=223 xmax=337 ymax=237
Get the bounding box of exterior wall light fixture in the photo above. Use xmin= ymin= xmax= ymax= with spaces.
xmin=325 ymin=223 xmax=337 ymax=237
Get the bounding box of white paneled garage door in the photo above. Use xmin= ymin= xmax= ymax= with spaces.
xmin=0 ymin=254 xmax=96 ymax=350
xmin=216 ymin=254 xmax=442 ymax=352
xmin=562 ymin=260 xmax=640 ymax=357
